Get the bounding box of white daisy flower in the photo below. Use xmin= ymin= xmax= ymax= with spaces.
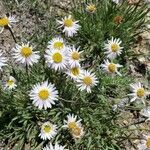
xmin=57 ymin=15 xmax=80 ymax=37
xmin=12 ymin=42 xmax=40 ymax=66
xmin=39 ymin=121 xmax=57 ymax=140
xmin=137 ymin=135 xmax=150 ymax=150
xmin=63 ymin=114 xmax=82 ymax=131
xmin=0 ymin=15 xmax=17 ymax=33
xmin=112 ymin=0 xmax=120 ymax=4
xmin=45 ymin=49 xmax=67 ymax=71
xmin=4 ymin=76 xmax=17 ymax=90
xmin=76 ymin=70 xmax=98 ymax=93
xmin=86 ymin=3 xmax=96 ymax=13
xmin=29 ymin=81 xmax=58 ymax=110
xmin=66 ymin=66 xmax=83 ymax=79
xmin=67 ymin=46 xmax=82 ymax=68
xmin=71 ymin=125 xmax=84 ymax=139
xmin=47 ymin=37 xmax=66 ymax=51
xmin=128 ymin=82 xmax=149 ymax=104
xmin=43 ymin=142 xmax=66 ymax=150
xmin=140 ymin=107 xmax=150 ymax=122
xmin=43 ymin=145 xmax=50 ymax=150
xmin=104 ymin=37 xmax=123 ymax=60
xmin=63 ymin=114 xmax=84 ymax=140
xmin=0 ymin=51 xmax=7 ymax=71
xmin=101 ymin=60 xmax=122 ymax=76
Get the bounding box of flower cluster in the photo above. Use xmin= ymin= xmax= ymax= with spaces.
xmin=0 ymin=13 xmax=101 ymax=147
xmin=0 ymin=13 xmax=87 ymax=149
xmin=101 ymin=37 xmax=123 ymax=77
xmin=45 ymin=29 xmax=98 ymax=93
xmin=0 ymin=1 xmax=149 ymax=149
xmin=38 ymin=114 xmax=84 ymax=149
xmin=63 ymin=114 xmax=84 ymax=139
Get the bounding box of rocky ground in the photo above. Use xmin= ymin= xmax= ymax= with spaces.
xmin=0 ymin=0 xmax=149 ymax=149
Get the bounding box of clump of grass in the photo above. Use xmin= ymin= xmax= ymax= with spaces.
xmin=0 ymin=0 xmax=149 ymax=149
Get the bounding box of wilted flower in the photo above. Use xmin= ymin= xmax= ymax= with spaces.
xmin=86 ymin=3 xmax=96 ymax=13
xmin=128 ymin=0 xmax=140 ymax=5
xmin=71 ymin=125 xmax=84 ymax=139
xmin=63 ymin=114 xmax=84 ymax=139
xmin=114 ymin=16 xmax=123 ymax=25
xmin=113 ymin=98 xmax=129 ymax=111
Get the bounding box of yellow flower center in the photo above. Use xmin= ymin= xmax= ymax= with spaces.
xmin=71 ymin=127 xmax=82 ymax=137
xmin=38 ymin=89 xmax=49 ymax=100
xmin=71 ymin=67 xmax=80 ymax=76
xmin=21 ymin=47 xmax=32 ymax=57
xmin=7 ymin=80 xmax=14 ymax=86
xmin=68 ymin=122 xmax=77 ymax=130
xmin=52 ymin=53 xmax=63 ymax=63
xmin=43 ymin=125 xmax=52 ymax=133
xmin=0 ymin=16 xmax=10 ymax=26
xmin=146 ymin=138 xmax=150 ymax=148
xmin=64 ymin=18 xmax=73 ymax=27
xmin=83 ymin=76 xmax=92 ymax=86
xmin=86 ymin=4 xmax=96 ymax=13
xmin=53 ymin=41 xmax=64 ymax=50
xmin=111 ymin=43 xmax=119 ymax=52
xmin=108 ymin=63 xmax=116 ymax=73
xmin=137 ymin=88 xmax=145 ymax=98
xmin=71 ymin=52 xmax=80 ymax=60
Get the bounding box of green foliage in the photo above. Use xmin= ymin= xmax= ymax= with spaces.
xmin=73 ymin=0 xmax=148 ymax=64
xmin=0 ymin=66 xmax=132 ymax=150
xmin=0 ymin=0 xmax=149 ymax=150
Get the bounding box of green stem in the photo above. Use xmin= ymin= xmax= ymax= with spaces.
xmin=59 ymin=97 xmax=97 ymax=105
xmin=25 ymin=65 xmax=30 ymax=83
xmin=7 ymin=26 xmax=17 ymax=43
xmin=125 ymin=106 xmax=142 ymax=111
